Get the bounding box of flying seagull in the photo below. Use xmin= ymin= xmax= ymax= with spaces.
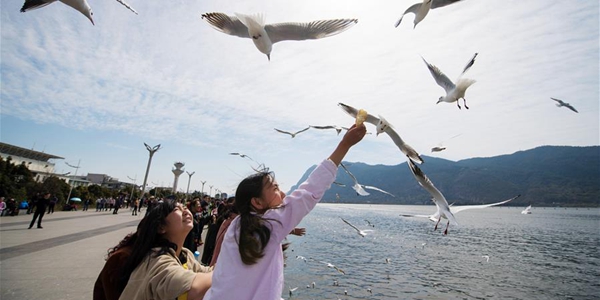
xmin=338 ymin=103 xmax=424 ymax=164
xmin=309 ymin=125 xmax=343 ymax=135
xmin=395 ymin=0 xmax=464 ymax=29
xmin=201 ymin=12 xmax=358 ymax=61
xmin=318 ymin=260 xmax=346 ymax=274
xmin=401 ymin=161 xmax=520 ymax=234
xmin=229 ymin=152 xmax=258 ymax=163
xmin=339 ymin=162 xmax=396 ymax=197
xmin=341 ymin=217 xmax=374 ymax=237
xmin=20 ymin=0 xmax=138 ymax=25
xmin=289 ymin=287 xmax=298 ymax=297
xmin=422 ymin=54 xmax=477 ymax=109
xmin=431 ymin=133 xmax=462 ymax=152
xmin=274 ymin=127 xmax=310 ymax=138
xmin=550 ymin=98 xmax=578 ymax=113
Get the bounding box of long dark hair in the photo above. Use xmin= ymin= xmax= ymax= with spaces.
xmin=235 ymin=171 xmax=278 ymax=265
xmin=117 ymin=199 xmax=180 ymax=290
xmin=106 ymin=232 xmax=137 ymax=260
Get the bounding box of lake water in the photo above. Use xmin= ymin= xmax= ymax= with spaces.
xmin=282 ymin=204 xmax=600 ymax=299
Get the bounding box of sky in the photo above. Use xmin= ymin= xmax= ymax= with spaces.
xmin=1 ymin=0 xmax=598 ymax=197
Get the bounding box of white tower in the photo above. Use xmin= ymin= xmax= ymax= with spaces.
xmin=172 ymin=162 xmax=185 ymax=194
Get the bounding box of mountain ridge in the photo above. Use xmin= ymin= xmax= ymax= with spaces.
xmin=287 ymin=145 xmax=599 ymax=207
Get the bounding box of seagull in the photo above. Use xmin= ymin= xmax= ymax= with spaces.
xmin=481 ymin=255 xmax=490 ymax=262
xmin=550 ymin=97 xmax=578 ymax=113
xmin=20 ymin=0 xmax=138 ymax=25
xmin=309 ymin=125 xmax=343 ymax=135
xmin=341 ymin=217 xmax=374 ymax=237
xmin=395 ymin=0 xmax=464 ymax=29
xmin=311 ymin=282 xmax=316 ymax=289
xmin=422 ymin=54 xmax=477 ymax=110
xmin=406 ymin=159 xmax=487 ymax=234
xmin=385 ymin=258 xmax=391 ymax=264
xmin=333 ymin=279 xmax=339 ymax=286
xmin=521 ymin=205 xmax=532 ymax=215
xmin=431 ymin=133 xmax=462 ymax=152
xmin=289 ymin=287 xmax=298 ymax=297
xmin=318 ymin=260 xmax=346 ymax=274
xmin=229 ymin=152 xmax=257 ymax=163
xmin=339 ymin=163 xmax=396 ymax=197
xmin=295 ymin=255 xmax=308 ymax=262
xmin=364 ymin=219 xmax=375 ymax=227
xmin=338 ymin=103 xmax=424 ymax=164
xmin=401 ymin=161 xmax=520 ymax=234
xmin=201 ymin=12 xmax=358 ymax=61
xmin=274 ymin=127 xmax=310 ymax=138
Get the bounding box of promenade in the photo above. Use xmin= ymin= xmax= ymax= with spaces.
xmin=0 ymin=209 xmax=206 ymax=300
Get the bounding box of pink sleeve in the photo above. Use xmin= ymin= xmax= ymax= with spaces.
xmin=264 ymin=159 xmax=337 ymax=242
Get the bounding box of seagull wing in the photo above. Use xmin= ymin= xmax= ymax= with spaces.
xmin=274 ymin=128 xmax=293 ymax=136
xmin=431 ymin=0 xmax=464 ymax=9
xmin=422 ymin=57 xmax=455 ymax=93
xmin=384 ymin=127 xmax=424 ymax=164
xmin=339 ymin=163 xmax=370 ymax=196
xmin=394 ymin=2 xmax=421 ymax=27
xmin=564 ymin=103 xmax=579 ymax=113
xmin=20 ymin=0 xmax=57 ymax=12
xmin=461 ymin=52 xmax=478 ymax=75
xmin=362 ymin=185 xmax=395 ymax=197
xmin=451 ymin=194 xmax=520 ymax=214
xmin=265 ymin=19 xmax=358 ymax=44
xmin=294 ymin=126 xmax=311 ymax=135
xmin=201 ymin=12 xmax=250 ymax=38
xmin=310 ymin=125 xmax=336 ymax=130
xmin=550 ymin=97 xmax=565 ymax=105
xmin=341 ymin=217 xmax=362 ymax=234
xmin=407 ymin=160 xmax=457 ymax=225
xmin=337 ymin=103 xmax=380 ymax=126
xmin=115 ymin=0 xmax=138 ymax=14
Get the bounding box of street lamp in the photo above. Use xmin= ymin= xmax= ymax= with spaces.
xmin=140 ymin=143 xmax=161 ymax=200
xmin=209 ymin=185 xmax=214 ymax=198
xmin=127 ymin=175 xmax=137 ymax=203
xmin=65 ymin=159 xmax=81 ymax=205
xmin=186 ymin=171 xmax=195 ymax=201
xmin=200 ymin=181 xmax=206 ymax=197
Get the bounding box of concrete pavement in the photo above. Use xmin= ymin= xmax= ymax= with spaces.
xmin=0 ymin=208 xmax=207 ymax=300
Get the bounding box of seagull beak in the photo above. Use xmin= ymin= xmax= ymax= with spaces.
xmin=266 ymin=53 xmax=270 ymax=61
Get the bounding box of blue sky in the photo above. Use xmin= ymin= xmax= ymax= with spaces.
xmin=1 ymin=0 xmax=598 ymax=196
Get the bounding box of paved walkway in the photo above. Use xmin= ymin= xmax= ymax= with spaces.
xmin=0 ymin=209 xmax=207 ymax=300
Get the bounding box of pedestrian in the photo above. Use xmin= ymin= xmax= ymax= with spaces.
xmin=47 ymin=196 xmax=57 ymax=214
xmin=203 ymin=123 xmax=365 ymax=299
xmin=0 ymin=197 xmax=6 ymax=216
xmin=29 ymin=191 xmax=51 ymax=229
xmin=118 ymin=199 xmax=213 ymax=300
xmin=83 ymin=199 xmax=90 ymax=211
xmin=131 ymin=198 xmax=139 ymax=216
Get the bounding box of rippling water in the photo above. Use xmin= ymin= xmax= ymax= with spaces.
xmin=282 ymin=204 xmax=600 ymax=299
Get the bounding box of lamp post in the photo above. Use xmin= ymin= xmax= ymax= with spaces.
xmin=209 ymin=185 xmax=214 ymax=198
xmin=140 ymin=143 xmax=161 ymax=201
xmin=65 ymin=159 xmax=81 ymax=205
xmin=127 ymin=175 xmax=137 ymax=203
xmin=185 ymin=171 xmax=195 ymax=201
xmin=200 ymin=181 xmax=206 ymax=197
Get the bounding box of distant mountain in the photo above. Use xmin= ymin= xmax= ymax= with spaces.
xmin=287 ymin=146 xmax=600 ymax=207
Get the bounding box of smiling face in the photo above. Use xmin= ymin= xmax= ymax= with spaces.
xmin=251 ymin=175 xmax=285 ymax=212
xmin=160 ymin=203 xmax=194 ymax=241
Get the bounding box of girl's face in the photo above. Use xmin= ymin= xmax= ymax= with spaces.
xmin=161 ymin=203 xmax=194 ymax=239
xmin=253 ymin=175 xmax=286 ymax=211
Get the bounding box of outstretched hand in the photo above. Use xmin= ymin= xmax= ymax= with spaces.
xmin=328 ymin=123 xmax=366 ymax=166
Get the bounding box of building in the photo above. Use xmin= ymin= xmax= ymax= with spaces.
xmin=0 ymin=142 xmax=65 ymax=183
